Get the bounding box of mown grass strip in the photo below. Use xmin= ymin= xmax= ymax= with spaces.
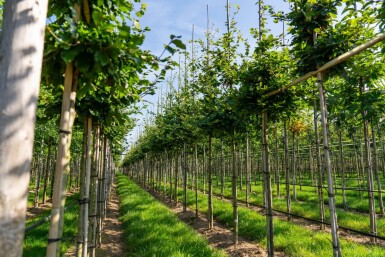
xmin=205 ymin=177 xmax=385 ymax=237
xmin=116 ymin=173 xmax=226 ymax=257
xmin=23 ymin=194 xmax=79 ymax=257
xmin=166 ymin=184 xmax=385 ymax=257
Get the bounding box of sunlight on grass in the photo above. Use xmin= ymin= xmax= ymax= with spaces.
xmin=116 ymin=173 xmax=226 ymax=257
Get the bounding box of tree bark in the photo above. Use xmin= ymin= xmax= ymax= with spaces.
xmin=318 ymin=73 xmax=341 ymax=256
xmin=314 ymin=98 xmax=325 ymax=229
xmin=284 ymin=121 xmax=291 ymax=220
xmin=46 ymin=62 xmax=78 ymax=257
xmin=371 ymin=122 xmax=385 ymax=217
xmin=262 ymin=110 xmax=274 ymax=257
xmin=208 ymin=135 xmax=214 ymax=229
xmin=0 ymin=1 xmax=48 ymax=256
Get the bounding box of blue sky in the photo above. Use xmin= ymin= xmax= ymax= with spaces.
xmin=125 ymin=0 xmax=290 ymax=147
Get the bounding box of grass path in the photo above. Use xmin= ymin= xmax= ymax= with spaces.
xmin=116 ymin=173 xmax=226 ymax=257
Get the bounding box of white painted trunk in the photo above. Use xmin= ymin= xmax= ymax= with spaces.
xmin=0 ymin=0 xmax=48 ymax=256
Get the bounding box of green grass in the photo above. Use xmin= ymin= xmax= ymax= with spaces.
xmin=116 ymin=173 xmax=226 ymax=257
xmin=146 ymin=177 xmax=385 ymax=257
xmin=197 ymin=176 xmax=385 ymax=237
xmin=23 ymin=194 xmax=79 ymax=257
xmin=180 ymin=185 xmax=385 ymax=257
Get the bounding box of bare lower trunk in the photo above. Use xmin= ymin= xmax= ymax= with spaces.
xmin=0 ymin=1 xmax=48 ymax=256
xmin=208 ymin=135 xmax=214 ymax=229
xmin=284 ymin=121 xmax=291 ymax=220
xmin=232 ymin=130 xmax=238 ymax=246
xmin=318 ymin=73 xmax=341 ymax=256
xmin=371 ymin=122 xmax=385 ymax=217
xmin=46 ymin=63 xmax=78 ymax=257
xmin=76 ymin=118 xmax=88 ymax=257
xmin=314 ymin=98 xmax=325 ymax=229
xmin=263 ymin=110 xmax=274 ymax=257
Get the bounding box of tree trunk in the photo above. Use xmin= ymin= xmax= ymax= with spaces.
xmin=34 ymin=138 xmax=44 ymax=208
xmin=284 ymin=121 xmax=291 ymax=220
xmin=274 ymin=126 xmax=280 ymax=198
xmin=314 ymin=98 xmax=325 ymax=230
xmin=292 ymin=131 xmax=297 ymax=202
xmin=0 ymin=1 xmax=48 ymax=255
xmin=82 ymin=116 xmax=92 ymax=257
xmin=262 ymin=110 xmax=274 ymax=257
xmin=208 ymin=135 xmax=214 ymax=229
xmin=76 ymin=118 xmax=88 ymax=257
xmin=43 ymin=138 xmax=52 ymax=204
xmin=338 ymin=128 xmax=347 ymax=211
xmin=183 ymin=142 xmax=187 ymax=212
xmin=221 ymin=140 xmax=225 ymax=199
xmin=89 ymin=124 xmax=100 ymax=257
xmin=46 ymin=63 xmax=78 ymax=257
xmin=246 ymin=132 xmax=251 ymax=206
xmin=318 ymin=73 xmax=341 ymax=256
xmin=195 ymin=144 xmax=199 ymax=218
xmin=371 ymin=122 xmax=385 ymax=217
xmin=232 ymin=130 xmax=238 ymax=246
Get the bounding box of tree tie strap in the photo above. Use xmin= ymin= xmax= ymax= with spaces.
xmin=48 ymin=238 xmax=62 ymax=244
xmin=59 ymin=129 xmax=71 ymax=135
xmin=328 ymin=193 xmax=335 ymax=198
xmin=89 ymin=214 xmax=97 ymax=218
xmin=78 ymin=198 xmax=89 ymax=205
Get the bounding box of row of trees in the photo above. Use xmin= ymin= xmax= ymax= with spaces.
xmin=0 ymin=0 xmax=184 ymax=256
xmin=123 ymin=1 xmax=385 ymax=256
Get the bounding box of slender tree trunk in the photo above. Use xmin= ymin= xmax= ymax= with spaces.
xmin=371 ymin=122 xmax=385 ymax=217
xmin=183 ymin=142 xmax=187 ymax=212
xmin=318 ymin=73 xmax=341 ymax=257
xmin=284 ymin=121 xmax=291 ymax=220
xmin=338 ymin=128 xmax=347 ymax=210
xmin=203 ymin=145 xmax=206 ymax=194
xmin=76 ymin=118 xmax=88 ymax=257
xmin=34 ymin=138 xmax=44 ymax=208
xmin=352 ymin=133 xmax=363 ymax=199
xmin=195 ymin=144 xmax=199 ymax=218
xmin=232 ymin=130 xmax=238 ymax=246
xmin=221 ymin=140 xmax=225 ymax=199
xmin=89 ymin=124 xmax=100 ymax=257
xmin=174 ymin=149 xmax=179 ymax=205
xmin=246 ymin=132 xmax=251 ymax=206
xmin=314 ymin=98 xmax=325 ymax=230
xmin=208 ymin=135 xmax=214 ymax=229
xmin=82 ymin=116 xmax=92 ymax=257
xmin=43 ymin=138 xmax=52 ymax=204
xmin=0 ymin=1 xmax=48 ymax=255
xmin=274 ymin=126 xmax=280 ymax=198
xmin=46 ymin=63 xmax=78 ymax=257
xmin=262 ymin=110 xmax=274 ymax=257
xmin=292 ymin=131 xmax=297 ymax=201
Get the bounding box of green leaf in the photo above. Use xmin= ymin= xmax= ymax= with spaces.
xmin=61 ymin=48 xmax=78 ymax=63
xmin=134 ymin=20 xmax=141 ymax=29
xmin=172 ymin=39 xmax=186 ymax=50
xmin=94 ymin=51 xmax=109 ymax=66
